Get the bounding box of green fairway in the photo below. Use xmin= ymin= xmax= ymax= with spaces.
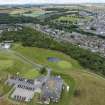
xmin=57 ymin=60 xmax=72 ymax=69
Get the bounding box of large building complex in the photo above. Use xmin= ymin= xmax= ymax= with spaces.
xmin=6 ymin=69 xmax=64 ymax=104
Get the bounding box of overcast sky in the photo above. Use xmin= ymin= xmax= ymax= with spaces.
xmin=0 ymin=0 xmax=105 ymax=4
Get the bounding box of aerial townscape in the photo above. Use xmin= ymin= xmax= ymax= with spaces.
xmin=0 ymin=1 xmax=105 ymax=105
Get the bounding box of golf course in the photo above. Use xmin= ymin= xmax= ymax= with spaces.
xmin=0 ymin=44 xmax=105 ymax=105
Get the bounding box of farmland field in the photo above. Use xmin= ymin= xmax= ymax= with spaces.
xmin=8 ymin=7 xmax=53 ymax=18
xmin=0 ymin=7 xmax=48 ymax=18
xmin=22 ymin=12 xmax=45 ymax=17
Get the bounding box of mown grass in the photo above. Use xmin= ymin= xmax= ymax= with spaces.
xmin=57 ymin=60 xmax=72 ymax=69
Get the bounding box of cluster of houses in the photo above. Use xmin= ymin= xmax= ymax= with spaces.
xmin=80 ymin=10 xmax=105 ymax=36
xmin=6 ymin=69 xmax=64 ymax=104
xmin=33 ymin=23 xmax=105 ymax=57
xmin=0 ymin=24 xmax=23 ymax=34
xmin=62 ymin=32 xmax=105 ymax=57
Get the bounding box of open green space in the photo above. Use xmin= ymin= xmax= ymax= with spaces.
xmin=57 ymin=60 xmax=72 ymax=69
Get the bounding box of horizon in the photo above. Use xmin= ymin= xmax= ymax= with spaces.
xmin=0 ymin=0 xmax=105 ymax=5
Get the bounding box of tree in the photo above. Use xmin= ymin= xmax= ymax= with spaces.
xmin=40 ymin=67 xmax=47 ymax=74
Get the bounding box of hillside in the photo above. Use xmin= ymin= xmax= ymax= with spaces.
xmin=0 ymin=44 xmax=105 ymax=105
xmin=12 ymin=44 xmax=105 ymax=105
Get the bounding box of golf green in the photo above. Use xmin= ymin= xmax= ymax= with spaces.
xmin=57 ymin=61 xmax=72 ymax=69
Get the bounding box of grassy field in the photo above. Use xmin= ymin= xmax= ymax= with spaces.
xmin=9 ymin=44 xmax=105 ymax=105
xmin=9 ymin=8 xmax=45 ymax=15
xmin=58 ymin=16 xmax=80 ymax=22
xmin=22 ymin=11 xmax=45 ymax=17
xmin=9 ymin=7 xmax=48 ymax=18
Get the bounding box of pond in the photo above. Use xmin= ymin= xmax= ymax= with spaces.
xmin=47 ymin=57 xmax=60 ymax=62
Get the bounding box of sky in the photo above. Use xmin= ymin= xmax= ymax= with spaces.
xmin=0 ymin=0 xmax=105 ymax=4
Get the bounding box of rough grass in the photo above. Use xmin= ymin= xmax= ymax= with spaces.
xmin=11 ymin=44 xmax=105 ymax=105
xmin=0 ymin=60 xmax=13 ymax=70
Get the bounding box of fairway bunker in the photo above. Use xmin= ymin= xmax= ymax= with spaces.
xmin=47 ymin=57 xmax=60 ymax=62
